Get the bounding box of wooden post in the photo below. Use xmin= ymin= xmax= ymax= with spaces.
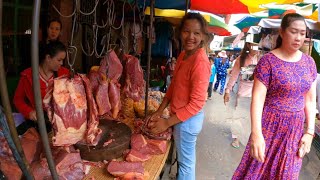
xmin=145 ymin=0 xmax=155 ymax=117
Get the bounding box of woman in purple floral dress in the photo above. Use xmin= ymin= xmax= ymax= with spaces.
xmin=233 ymin=13 xmax=317 ymax=179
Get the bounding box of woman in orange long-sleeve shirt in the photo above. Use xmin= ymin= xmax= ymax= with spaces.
xmin=147 ymin=13 xmax=211 ymax=180
xmin=14 ymin=41 xmax=69 ymax=135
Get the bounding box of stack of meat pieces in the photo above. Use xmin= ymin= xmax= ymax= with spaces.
xmin=44 ymin=74 xmax=102 ymax=146
xmin=122 ymin=54 xmax=145 ymax=102
xmin=88 ymin=50 xmax=123 ymax=119
xmin=31 ymin=146 xmax=85 ymax=180
xmin=106 ymin=134 xmax=167 ymax=179
xmin=0 ymin=128 xmax=41 ymax=180
xmin=0 ymin=128 xmax=85 ymax=180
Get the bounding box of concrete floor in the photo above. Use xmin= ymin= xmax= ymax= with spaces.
xmin=194 ymin=91 xmax=320 ymax=180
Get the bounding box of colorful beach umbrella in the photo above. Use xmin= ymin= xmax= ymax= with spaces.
xmin=239 ymin=0 xmax=303 ymax=13
xmin=190 ymin=0 xmax=249 ymax=14
xmin=234 ymin=16 xmax=262 ymax=32
xmin=144 ymin=8 xmax=237 ymax=36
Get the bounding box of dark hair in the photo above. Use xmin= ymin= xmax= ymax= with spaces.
xmin=39 ymin=41 xmax=66 ymax=65
xmin=47 ymin=18 xmax=62 ymax=29
xmin=275 ymin=13 xmax=306 ymax=49
xmin=239 ymin=42 xmax=251 ymax=67
xmin=178 ymin=12 xmax=209 ymax=47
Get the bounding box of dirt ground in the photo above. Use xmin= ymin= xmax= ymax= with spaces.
xmin=194 ymin=91 xmax=320 ymax=180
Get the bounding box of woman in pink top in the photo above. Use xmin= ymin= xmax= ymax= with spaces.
xmin=147 ymin=13 xmax=211 ymax=180
xmin=224 ymin=41 xmax=260 ymax=148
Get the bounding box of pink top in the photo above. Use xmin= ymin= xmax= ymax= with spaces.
xmin=225 ymin=54 xmax=258 ymax=97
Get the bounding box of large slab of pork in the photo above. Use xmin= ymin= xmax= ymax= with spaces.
xmin=80 ymin=75 xmax=102 ymax=146
xmin=51 ymin=75 xmax=87 ymax=146
xmin=106 ymin=50 xmax=123 ymax=81
xmin=130 ymin=134 xmax=168 ymax=156
xmin=122 ymin=54 xmax=145 ymax=102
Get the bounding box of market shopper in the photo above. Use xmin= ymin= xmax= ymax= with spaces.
xmin=14 ymin=41 xmax=69 ymax=135
xmin=233 ymin=13 xmax=317 ymax=179
xmin=44 ymin=19 xmax=62 ymax=44
xmin=224 ymin=41 xmax=259 ymax=149
xmin=207 ymin=57 xmax=216 ymax=100
xmin=213 ymin=50 xmax=230 ymax=95
xmin=147 ymin=12 xmax=211 ymax=180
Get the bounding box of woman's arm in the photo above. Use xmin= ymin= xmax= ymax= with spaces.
xmin=299 ymin=81 xmax=316 ymax=157
xmin=250 ymin=77 xmax=268 ymax=162
xmin=13 ymin=77 xmax=34 ymax=119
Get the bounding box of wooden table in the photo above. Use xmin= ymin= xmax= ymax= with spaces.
xmin=83 ymin=141 xmax=172 ymax=180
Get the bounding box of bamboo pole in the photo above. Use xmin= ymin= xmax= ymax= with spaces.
xmin=31 ymin=0 xmax=59 ymax=179
xmin=144 ymin=0 xmax=155 ymax=117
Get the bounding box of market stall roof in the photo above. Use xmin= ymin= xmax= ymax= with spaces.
xmin=144 ymin=7 xmax=238 ymax=36
xmin=258 ymin=18 xmax=320 ymax=31
xmin=248 ymin=26 xmax=262 ymax=34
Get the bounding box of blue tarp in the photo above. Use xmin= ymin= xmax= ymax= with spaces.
xmin=151 ymin=21 xmax=173 ymax=57
xmin=137 ymin=0 xmax=186 ymax=10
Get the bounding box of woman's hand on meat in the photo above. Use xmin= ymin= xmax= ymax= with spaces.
xmin=250 ymin=132 xmax=265 ymax=162
xmin=29 ymin=110 xmax=37 ymax=121
xmin=148 ymin=117 xmax=169 ymax=134
xmin=298 ymin=133 xmax=314 ymax=158
xmin=224 ymin=93 xmax=230 ymax=105
xmin=146 ymin=110 xmax=163 ymax=123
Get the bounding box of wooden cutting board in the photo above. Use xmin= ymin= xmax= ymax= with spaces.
xmin=75 ymin=120 xmax=132 ymax=162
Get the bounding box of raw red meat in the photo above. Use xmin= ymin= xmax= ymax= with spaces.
xmin=0 ymin=128 xmax=41 ymax=180
xmin=106 ymin=50 xmax=123 ymax=81
xmin=31 ymin=147 xmax=85 ymax=180
xmin=109 ymin=81 xmax=121 ymax=119
xmin=0 ymin=158 xmax=22 ymax=180
xmin=122 ymin=54 xmax=145 ymax=102
xmin=115 ymin=172 xmax=145 ymax=180
xmin=125 ymin=149 xmax=151 ymax=162
xmin=80 ymin=74 xmax=102 ymax=146
xmin=20 ymin=128 xmax=42 ymax=163
xmin=144 ymin=139 xmax=167 ymax=155
xmin=31 ymin=158 xmax=51 ymax=180
xmin=130 ymin=134 xmax=147 ymax=150
xmin=130 ymin=134 xmax=167 ymax=155
xmin=88 ymin=70 xmax=101 ymax=94
xmin=51 ymin=75 xmax=88 ymax=146
xmin=107 ymin=161 xmax=144 ymax=177
xmin=95 ymin=80 xmax=111 ymax=116
xmin=103 ymin=138 xmax=115 ymax=147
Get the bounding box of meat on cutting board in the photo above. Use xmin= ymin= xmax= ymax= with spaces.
xmin=51 ymin=75 xmax=87 ymax=146
xmin=107 ymin=161 xmax=144 ymax=177
xmin=125 ymin=149 xmax=151 ymax=162
xmin=130 ymin=134 xmax=148 ymax=150
xmin=80 ymin=74 xmax=102 ymax=146
xmin=122 ymin=54 xmax=145 ymax=102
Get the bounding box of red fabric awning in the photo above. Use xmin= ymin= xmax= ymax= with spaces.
xmin=190 ymin=0 xmax=249 ymax=14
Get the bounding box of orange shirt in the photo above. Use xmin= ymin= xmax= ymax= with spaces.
xmin=165 ymin=48 xmax=211 ymax=121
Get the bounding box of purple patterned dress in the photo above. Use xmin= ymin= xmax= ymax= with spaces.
xmin=232 ymin=53 xmax=317 ymax=180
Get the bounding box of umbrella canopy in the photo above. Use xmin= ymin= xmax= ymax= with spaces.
xmin=144 ymin=8 xmax=237 ymax=36
xmin=258 ymin=18 xmax=320 ymax=31
xmin=190 ymin=0 xmax=249 ymax=14
xmin=137 ymin=0 xmax=186 ymax=10
xmin=235 ymin=16 xmax=262 ymax=32
xmin=239 ymin=0 xmax=303 ymax=13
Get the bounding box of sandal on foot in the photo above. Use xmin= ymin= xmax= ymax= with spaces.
xmin=231 ymin=140 xmax=240 ymax=149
